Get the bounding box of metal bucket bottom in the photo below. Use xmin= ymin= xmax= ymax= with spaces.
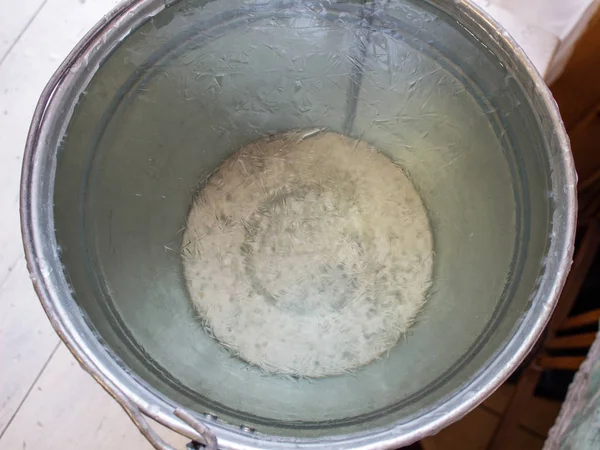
xmin=182 ymin=131 xmax=434 ymax=378
xmin=21 ymin=0 xmax=576 ymax=448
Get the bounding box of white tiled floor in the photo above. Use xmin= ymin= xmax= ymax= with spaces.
xmin=0 ymin=0 xmax=573 ymax=449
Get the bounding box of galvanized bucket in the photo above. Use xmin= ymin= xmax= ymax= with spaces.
xmin=21 ymin=0 xmax=576 ymax=448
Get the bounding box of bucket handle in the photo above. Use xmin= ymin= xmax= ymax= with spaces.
xmin=96 ymin=368 xmax=218 ymax=450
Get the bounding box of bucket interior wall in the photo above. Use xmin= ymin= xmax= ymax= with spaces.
xmin=53 ymin=0 xmax=553 ymax=437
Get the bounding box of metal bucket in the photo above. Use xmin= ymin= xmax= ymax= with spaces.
xmin=21 ymin=0 xmax=576 ymax=448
